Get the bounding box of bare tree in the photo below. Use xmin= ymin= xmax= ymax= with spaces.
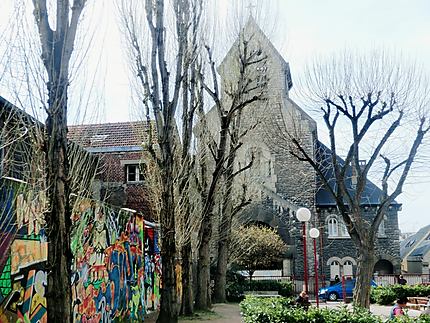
xmin=212 ymin=110 xmax=254 ymax=303
xmin=119 ymin=0 xmax=194 ymax=321
xmin=31 ymin=0 xmax=87 ymax=320
xmin=194 ymin=28 xmax=267 ymax=309
xmin=281 ymin=52 xmax=430 ymax=308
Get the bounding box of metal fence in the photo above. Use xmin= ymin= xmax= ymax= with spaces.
xmin=249 ymin=273 xmax=430 ymax=300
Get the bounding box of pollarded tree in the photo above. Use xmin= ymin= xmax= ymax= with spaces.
xmin=231 ymin=224 xmax=287 ymax=281
xmin=280 ymin=52 xmax=430 ymax=308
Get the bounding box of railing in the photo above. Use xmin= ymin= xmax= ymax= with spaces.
xmin=246 ymin=273 xmax=430 ymax=301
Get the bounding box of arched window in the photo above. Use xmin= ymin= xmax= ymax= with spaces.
xmin=377 ymin=216 xmax=387 ymax=237
xmin=343 ymin=260 xmax=354 ymax=277
xmin=330 ymin=260 xmax=340 ymax=279
xmin=328 ymin=216 xmax=338 ymax=237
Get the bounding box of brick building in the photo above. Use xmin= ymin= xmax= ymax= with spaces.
xmin=213 ymin=18 xmax=401 ymax=281
xmin=68 ymin=122 xmax=153 ymax=217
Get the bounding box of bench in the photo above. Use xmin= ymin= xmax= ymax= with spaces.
xmin=407 ymin=297 xmax=429 ymax=311
xmin=244 ymin=291 xmax=281 ymax=297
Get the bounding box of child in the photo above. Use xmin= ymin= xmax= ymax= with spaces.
xmin=390 ymin=297 xmax=408 ymax=319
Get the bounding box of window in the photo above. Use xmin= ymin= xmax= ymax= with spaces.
xmin=343 ymin=260 xmax=353 ymax=276
xmin=330 ymin=260 xmax=340 ymax=279
xmin=126 ymin=164 xmax=145 ymax=182
xmin=377 ymin=216 xmax=387 ymax=237
xmin=328 ymin=217 xmax=338 ymax=237
xmin=339 ymin=221 xmax=349 ymax=237
xmin=327 ymin=215 xmax=350 ymax=238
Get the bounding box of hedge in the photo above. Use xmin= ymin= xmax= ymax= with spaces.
xmin=240 ymin=296 xmax=430 ymax=323
xmin=226 ymin=279 xmax=294 ymax=302
xmin=371 ymin=284 xmax=430 ymax=305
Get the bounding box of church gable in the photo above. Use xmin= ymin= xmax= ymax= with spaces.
xmin=218 ymin=17 xmax=292 ymax=102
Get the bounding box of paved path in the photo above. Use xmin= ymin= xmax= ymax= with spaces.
xmin=144 ymin=303 xmax=243 ymax=323
xmin=180 ymin=303 xmax=243 ymax=323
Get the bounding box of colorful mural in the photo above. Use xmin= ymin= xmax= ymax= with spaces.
xmin=0 ymin=182 xmax=160 ymax=323
xmin=71 ymin=199 xmax=161 ymax=322
xmin=0 ymin=185 xmax=48 ymax=323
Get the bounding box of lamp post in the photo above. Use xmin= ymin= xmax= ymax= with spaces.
xmin=296 ymin=207 xmax=311 ymax=294
xmin=309 ymin=227 xmax=320 ymax=308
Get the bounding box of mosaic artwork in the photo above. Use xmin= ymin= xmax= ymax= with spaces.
xmin=0 ymin=183 xmax=160 ymax=323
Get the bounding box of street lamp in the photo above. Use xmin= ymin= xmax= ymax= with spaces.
xmin=309 ymin=227 xmax=320 ymax=308
xmin=296 ymin=207 xmax=311 ymax=294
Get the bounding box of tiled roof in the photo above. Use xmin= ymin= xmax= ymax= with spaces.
xmin=68 ymin=121 xmax=152 ymax=148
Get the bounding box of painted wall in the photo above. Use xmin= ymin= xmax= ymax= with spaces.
xmin=0 ymin=185 xmax=48 ymax=323
xmin=0 ymin=183 xmax=160 ymax=322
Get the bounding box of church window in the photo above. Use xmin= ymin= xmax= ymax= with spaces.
xmin=343 ymin=260 xmax=354 ymax=277
xmin=377 ymin=216 xmax=387 ymax=237
xmin=327 ymin=215 xmax=350 ymax=238
xmin=330 ymin=260 xmax=340 ymax=279
xmin=328 ymin=216 xmax=338 ymax=237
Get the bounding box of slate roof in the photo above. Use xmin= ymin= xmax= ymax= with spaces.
xmin=400 ymin=224 xmax=430 ymax=259
xmin=68 ymin=122 xmax=151 ymax=148
xmin=315 ymin=141 xmax=399 ymax=207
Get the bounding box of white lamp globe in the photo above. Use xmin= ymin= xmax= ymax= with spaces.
xmin=296 ymin=207 xmax=311 ymax=222
xmin=309 ymin=228 xmax=320 ymax=239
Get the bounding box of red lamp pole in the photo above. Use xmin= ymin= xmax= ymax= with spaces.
xmin=302 ymin=222 xmax=308 ymax=294
xmin=313 ymin=237 xmax=319 ymax=307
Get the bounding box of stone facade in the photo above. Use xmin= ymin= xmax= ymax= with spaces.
xmin=216 ymin=19 xmax=401 ymax=279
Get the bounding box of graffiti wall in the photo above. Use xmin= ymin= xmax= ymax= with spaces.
xmin=0 ymin=185 xmax=48 ymax=323
xmin=0 ymin=182 xmax=160 ymax=322
xmin=71 ymin=199 xmax=161 ymax=322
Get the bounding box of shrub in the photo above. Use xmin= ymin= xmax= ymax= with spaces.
xmin=240 ymin=296 xmax=430 ymax=322
xmin=226 ymin=279 xmax=294 ymax=302
xmin=371 ymin=284 xmax=430 ymax=305
xmin=240 ymin=296 xmax=383 ymax=323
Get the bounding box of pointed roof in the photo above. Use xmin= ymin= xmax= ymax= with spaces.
xmin=218 ymin=17 xmax=292 ymax=90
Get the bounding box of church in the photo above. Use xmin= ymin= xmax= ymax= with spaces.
xmin=213 ymin=18 xmax=401 ymax=282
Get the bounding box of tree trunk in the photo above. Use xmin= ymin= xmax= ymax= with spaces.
xmin=180 ymin=241 xmax=193 ymax=315
xmin=213 ymin=237 xmax=229 ymax=303
xmin=157 ymin=145 xmax=178 ymax=322
xmin=157 ymin=212 xmax=178 ymax=322
xmin=353 ymin=240 xmax=376 ymax=308
xmin=45 ymin=82 xmax=72 ymax=322
xmin=195 ymin=218 xmax=212 ymax=310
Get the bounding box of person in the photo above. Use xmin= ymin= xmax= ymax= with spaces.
xmin=334 ymin=275 xmax=340 ymax=285
xmin=397 ymin=275 xmax=407 ymax=285
xmin=422 ymin=295 xmax=430 ymax=316
xmin=390 ymin=297 xmax=408 ymax=319
xmin=295 ymin=290 xmax=311 ymax=310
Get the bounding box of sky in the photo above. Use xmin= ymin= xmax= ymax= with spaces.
xmin=0 ymin=0 xmax=429 ymax=233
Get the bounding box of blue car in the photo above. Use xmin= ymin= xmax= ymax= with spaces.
xmin=318 ymin=279 xmax=377 ymax=301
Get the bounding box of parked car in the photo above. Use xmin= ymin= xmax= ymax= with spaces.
xmin=318 ymin=279 xmax=378 ymax=301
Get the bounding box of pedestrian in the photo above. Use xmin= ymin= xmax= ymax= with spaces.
xmin=334 ymin=275 xmax=340 ymax=285
xmin=422 ymin=295 xmax=430 ymax=316
xmin=397 ymin=275 xmax=407 ymax=285
xmin=295 ymin=290 xmax=311 ymax=310
xmin=390 ymin=297 xmax=408 ymax=319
